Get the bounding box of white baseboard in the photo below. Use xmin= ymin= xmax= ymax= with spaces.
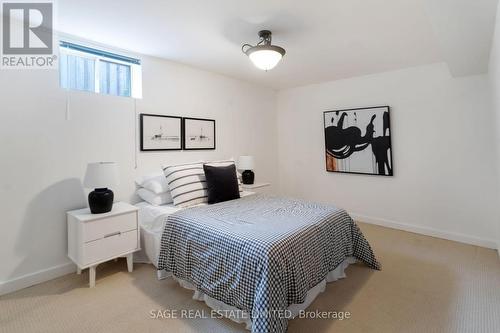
xmin=351 ymin=213 xmax=498 ymax=250
xmin=0 ymin=262 xmax=76 ymax=296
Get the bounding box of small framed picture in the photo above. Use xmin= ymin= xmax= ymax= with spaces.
xmin=182 ymin=117 xmax=216 ymax=150
xmin=140 ymin=114 xmax=182 ymax=151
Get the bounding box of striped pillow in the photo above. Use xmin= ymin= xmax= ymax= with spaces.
xmin=204 ymin=159 xmax=243 ymax=192
xmin=163 ymin=162 xmax=208 ymax=207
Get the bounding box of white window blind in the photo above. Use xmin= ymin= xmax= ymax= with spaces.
xmin=60 ymin=53 xmax=95 ymax=92
xmin=99 ymin=60 xmax=131 ymax=97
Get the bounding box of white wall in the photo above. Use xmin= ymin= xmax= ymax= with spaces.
xmin=0 ymin=54 xmax=278 ymax=293
xmin=276 ymin=63 xmax=498 ymax=247
xmin=488 ymin=1 xmax=500 ymax=254
xmin=2 ymin=34 xmax=500 ymax=296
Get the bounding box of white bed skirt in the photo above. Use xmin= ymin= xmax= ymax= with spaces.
xmin=158 ymin=257 xmax=357 ymax=330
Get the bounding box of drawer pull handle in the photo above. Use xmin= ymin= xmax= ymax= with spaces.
xmin=104 ymin=231 xmax=121 ymax=238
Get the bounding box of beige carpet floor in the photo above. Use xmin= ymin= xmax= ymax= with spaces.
xmin=1 ymin=223 xmax=500 ymax=333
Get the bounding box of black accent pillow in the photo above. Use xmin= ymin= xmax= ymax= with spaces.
xmin=203 ymin=164 xmax=240 ymax=204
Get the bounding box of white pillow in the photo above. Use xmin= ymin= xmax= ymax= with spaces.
xmin=135 ymin=172 xmax=169 ymax=194
xmin=137 ymin=188 xmax=173 ymax=206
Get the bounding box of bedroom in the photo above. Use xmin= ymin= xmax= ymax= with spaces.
xmin=1 ymin=0 xmax=500 ymax=332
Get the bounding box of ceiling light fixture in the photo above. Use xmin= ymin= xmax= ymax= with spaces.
xmin=242 ymin=30 xmax=286 ymax=71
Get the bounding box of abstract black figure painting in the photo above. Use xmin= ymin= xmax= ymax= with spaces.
xmin=324 ymin=106 xmax=393 ymax=176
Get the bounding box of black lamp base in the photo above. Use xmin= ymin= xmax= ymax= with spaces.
xmin=242 ymin=170 xmax=255 ymax=185
xmin=88 ymin=188 xmax=114 ymax=214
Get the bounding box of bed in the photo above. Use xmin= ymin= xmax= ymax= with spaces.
xmin=135 ymin=193 xmax=380 ymax=333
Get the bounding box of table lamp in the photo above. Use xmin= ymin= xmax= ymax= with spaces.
xmin=83 ymin=162 xmax=119 ymax=214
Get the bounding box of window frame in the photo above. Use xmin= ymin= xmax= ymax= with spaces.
xmin=59 ymin=42 xmax=142 ymax=98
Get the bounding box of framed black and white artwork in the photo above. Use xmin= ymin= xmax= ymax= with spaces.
xmin=324 ymin=106 xmax=393 ymax=176
xmin=183 ymin=117 xmax=216 ymax=150
xmin=140 ymin=114 xmax=182 ymax=151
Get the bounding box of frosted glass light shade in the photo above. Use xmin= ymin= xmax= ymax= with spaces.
xmin=238 ymin=156 xmax=255 ymax=170
xmin=249 ymin=49 xmax=283 ymax=71
xmin=242 ymin=30 xmax=286 ymax=71
xmin=83 ymin=162 xmax=119 ymax=189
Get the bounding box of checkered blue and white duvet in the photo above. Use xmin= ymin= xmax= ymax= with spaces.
xmin=158 ymin=194 xmax=380 ymax=333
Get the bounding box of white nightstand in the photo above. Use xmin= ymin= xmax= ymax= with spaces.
xmin=67 ymin=202 xmax=140 ymax=288
xmin=241 ymin=182 xmax=271 ymax=194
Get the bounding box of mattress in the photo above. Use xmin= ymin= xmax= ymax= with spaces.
xmin=134 ymin=201 xmax=181 ymax=265
xmin=134 ymin=197 xmax=359 ymax=331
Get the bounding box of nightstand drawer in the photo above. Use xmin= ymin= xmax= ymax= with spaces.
xmin=83 ymin=229 xmax=138 ymax=265
xmin=83 ymin=212 xmax=137 ymax=242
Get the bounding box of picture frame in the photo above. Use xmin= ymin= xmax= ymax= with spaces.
xmin=182 ymin=117 xmax=216 ymax=150
xmin=140 ymin=114 xmax=183 ymax=151
xmin=324 ymin=106 xmax=393 ymax=176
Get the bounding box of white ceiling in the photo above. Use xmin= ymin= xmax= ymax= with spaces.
xmin=56 ymin=0 xmax=498 ymax=89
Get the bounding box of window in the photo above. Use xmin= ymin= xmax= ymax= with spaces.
xmin=59 ymin=41 xmax=141 ymax=98
xmin=99 ymin=60 xmax=131 ymax=97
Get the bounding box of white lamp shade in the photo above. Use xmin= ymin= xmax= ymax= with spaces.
xmin=83 ymin=162 xmax=119 ymax=189
xmin=249 ymin=50 xmax=283 ymax=71
xmin=238 ymin=156 xmax=255 ymax=170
